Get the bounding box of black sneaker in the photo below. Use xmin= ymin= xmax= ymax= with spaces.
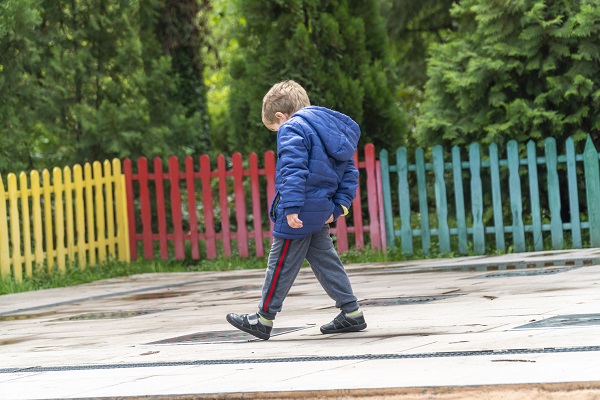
xmin=320 ymin=312 xmax=367 ymax=334
xmin=226 ymin=313 xmax=272 ymax=340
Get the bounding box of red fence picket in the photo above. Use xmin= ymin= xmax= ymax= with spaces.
xmin=124 ymin=144 xmax=384 ymax=260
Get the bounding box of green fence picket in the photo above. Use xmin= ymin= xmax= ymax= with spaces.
xmin=584 ymin=136 xmax=600 ymax=247
xmin=452 ymin=146 xmax=468 ymax=254
xmin=469 ymin=143 xmax=485 ymax=254
xmin=433 ymin=146 xmax=450 ymax=253
xmin=397 ymin=147 xmax=413 ymax=254
xmin=379 ymin=149 xmax=395 ymax=249
xmin=527 ymin=140 xmax=543 ymax=251
xmin=507 ymin=141 xmax=525 ymax=252
xmin=545 ymin=138 xmax=564 ymax=249
xmin=565 ymin=137 xmax=582 ymax=248
xmin=489 ymin=143 xmax=505 ymax=251
xmin=415 ymin=148 xmax=430 ymax=254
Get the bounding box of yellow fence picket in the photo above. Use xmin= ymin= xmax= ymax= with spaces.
xmin=19 ymin=172 xmax=33 ymax=277
xmin=31 ymin=171 xmax=44 ymax=267
xmin=74 ymin=165 xmax=87 ymax=268
xmin=113 ymin=160 xmax=130 ymax=262
xmin=94 ymin=162 xmax=107 ymax=263
xmin=105 ymin=160 xmax=116 ymax=256
xmin=64 ymin=167 xmax=75 ymax=261
xmin=0 ymin=176 xmax=9 ymax=278
xmin=54 ymin=167 xmax=66 ymax=273
xmin=42 ymin=169 xmax=54 ymax=272
xmin=8 ymin=174 xmax=22 ymax=281
xmin=84 ymin=163 xmax=96 ymax=266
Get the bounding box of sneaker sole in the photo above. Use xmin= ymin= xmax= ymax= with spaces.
xmin=320 ymin=323 xmax=367 ymax=334
xmin=226 ymin=314 xmax=271 ymax=340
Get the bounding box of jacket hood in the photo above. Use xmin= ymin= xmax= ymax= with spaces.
xmin=294 ymin=106 xmax=360 ymax=161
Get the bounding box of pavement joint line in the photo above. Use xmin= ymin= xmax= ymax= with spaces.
xmin=3 ymin=345 xmax=600 ymax=374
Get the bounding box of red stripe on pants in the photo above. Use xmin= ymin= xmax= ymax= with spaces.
xmin=263 ymin=239 xmax=291 ymax=313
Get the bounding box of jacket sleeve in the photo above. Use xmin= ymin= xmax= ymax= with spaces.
xmin=332 ymin=158 xmax=359 ymax=219
xmin=277 ymin=123 xmax=309 ymax=215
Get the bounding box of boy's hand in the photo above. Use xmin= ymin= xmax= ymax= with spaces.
xmin=325 ymin=214 xmax=334 ymax=224
xmin=286 ymin=213 xmax=303 ymax=228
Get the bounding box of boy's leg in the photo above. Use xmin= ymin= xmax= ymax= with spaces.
xmin=257 ymin=235 xmax=311 ymax=320
xmin=305 ymin=225 xmax=359 ymax=313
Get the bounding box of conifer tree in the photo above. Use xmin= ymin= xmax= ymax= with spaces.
xmin=418 ymin=0 xmax=600 ymax=148
xmin=227 ymin=0 xmax=407 ymax=154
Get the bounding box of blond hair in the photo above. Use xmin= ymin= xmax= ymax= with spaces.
xmin=262 ymin=80 xmax=311 ymax=124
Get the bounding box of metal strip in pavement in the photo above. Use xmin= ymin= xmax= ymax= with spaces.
xmin=3 ymin=345 xmax=600 ymax=374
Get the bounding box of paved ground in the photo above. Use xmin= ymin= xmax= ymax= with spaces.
xmin=2 ymin=248 xmax=600 ymax=400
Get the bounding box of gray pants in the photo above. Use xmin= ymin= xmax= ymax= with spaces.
xmin=258 ymin=225 xmax=359 ymax=320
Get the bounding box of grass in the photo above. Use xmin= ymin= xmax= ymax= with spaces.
xmin=0 ymin=256 xmax=267 ymax=296
xmin=0 ymin=243 xmax=503 ymax=296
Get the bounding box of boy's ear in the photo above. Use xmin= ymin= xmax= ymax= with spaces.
xmin=275 ymin=112 xmax=289 ymax=122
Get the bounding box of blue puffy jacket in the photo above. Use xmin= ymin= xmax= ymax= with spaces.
xmin=269 ymin=106 xmax=360 ymax=239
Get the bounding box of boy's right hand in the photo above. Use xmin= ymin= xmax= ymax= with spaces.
xmin=286 ymin=213 xmax=303 ymax=228
xmin=325 ymin=214 xmax=334 ymax=224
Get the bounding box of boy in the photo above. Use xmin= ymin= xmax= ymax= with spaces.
xmin=226 ymin=80 xmax=366 ymax=340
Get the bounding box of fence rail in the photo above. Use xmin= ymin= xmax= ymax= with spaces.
xmin=380 ymin=135 xmax=600 ymax=255
xmin=123 ymin=144 xmax=385 ymax=261
xmin=0 ymin=160 xmax=130 ymax=281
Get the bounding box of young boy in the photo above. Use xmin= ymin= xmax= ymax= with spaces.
xmin=226 ymin=80 xmax=366 ymax=340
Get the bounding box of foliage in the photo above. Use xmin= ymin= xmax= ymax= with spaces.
xmin=0 ymin=0 xmax=210 ymax=175
xmin=417 ymin=0 xmax=600 ymax=149
xmin=225 ymin=0 xmax=408 ymax=155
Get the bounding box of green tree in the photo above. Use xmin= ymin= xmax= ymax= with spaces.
xmin=227 ymin=0 xmax=407 ymax=154
xmin=0 ymin=0 xmax=211 ymax=175
xmin=417 ymin=0 xmax=600 ymax=148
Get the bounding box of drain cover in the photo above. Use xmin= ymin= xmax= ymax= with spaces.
xmin=147 ymin=326 xmax=310 ymax=344
xmin=361 ymin=295 xmax=460 ymax=307
xmin=515 ymin=314 xmax=600 ymax=330
xmin=53 ymin=310 xmax=167 ymax=321
xmin=470 ymin=267 xmax=577 ymax=279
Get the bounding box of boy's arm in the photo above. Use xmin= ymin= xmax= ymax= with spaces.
xmin=332 ymin=158 xmax=359 ymax=220
xmin=277 ymin=124 xmax=309 ymax=217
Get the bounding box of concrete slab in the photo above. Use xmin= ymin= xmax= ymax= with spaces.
xmin=1 ymin=248 xmax=600 ymax=399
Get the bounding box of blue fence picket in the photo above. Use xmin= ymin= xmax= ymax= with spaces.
xmin=507 ymin=141 xmax=525 ymax=252
xmin=565 ymin=138 xmax=582 ymax=248
xmin=469 ymin=143 xmax=485 ymax=254
xmin=396 ymin=148 xmax=413 ymax=254
xmin=489 ymin=143 xmax=505 ymax=251
xmin=452 ymin=146 xmax=468 ymax=255
xmin=584 ymin=136 xmax=600 ymax=247
xmin=545 ymin=138 xmax=564 ymax=249
xmin=415 ymin=148 xmax=430 ymax=254
xmin=526 ymin=141 xmax=543 ymax=251
xmin=432 ymin=146 xmax=450 ymax=253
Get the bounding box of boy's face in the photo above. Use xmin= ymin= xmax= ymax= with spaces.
xmin=263 ymin=112 xmax=289 ymax=132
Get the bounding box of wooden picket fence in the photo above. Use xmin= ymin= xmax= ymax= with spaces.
xmin=379 ymin=135 xmax=600 ymax=255
xmin=0 ymin=160 xmax=130 ymax=281
xmin=123 ymin=144 xmax=386 ymax=260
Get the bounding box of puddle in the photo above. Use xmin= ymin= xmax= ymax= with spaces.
xmin=118 ymin=291 xmax=194 ymax=301
xmin=360 ymin=294 xmax=461 ymax=307
xmin=514 ymin=314 xmax=600 ymax=330
xmin=468 ymin=267 xmax=578 ymax=279
xmin=147 ymin=326 xmax=310 ymax=344
xmin=0 ymin=312 xmax=58 ymax=322
xmin=53 ymin=309 xmax=169 ymax=321
xmin=0 ymin=338 xmax=28 ymax=346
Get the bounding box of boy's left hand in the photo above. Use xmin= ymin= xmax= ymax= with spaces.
xmin=325 ymin=214 xmax=334 ymax=224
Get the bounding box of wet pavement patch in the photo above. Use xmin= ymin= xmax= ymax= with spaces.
xmin=147 ymin=327 xmax=310 ymax=344
xmin=118 ymin=291 xmax=194 ymax=300
xmin=0 ymin=312 xmax=58 ymax=322
xmin=219 ymin=285 xmax=263 ymax=292
xmin=0 ymin=338 xmax=28 ymax=346
xmin=468 ymin=267 xmax=578 ymax=279
xmin=514 ymin=314 xmax=600 ymax=330
xmin=360 ymin=294 xmax=461 ymax=307
xmin=53 ymin=309 xmax=168 ymax=321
